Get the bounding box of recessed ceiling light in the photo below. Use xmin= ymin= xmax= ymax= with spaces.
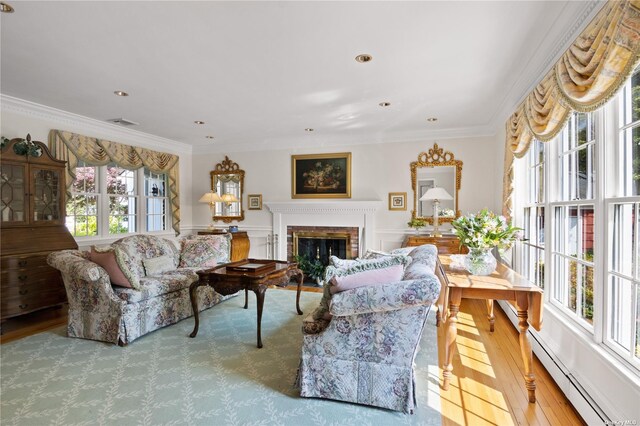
xmin=355 ymin=54 xmax=373 ymax=63
xmin=194 ymin=120 xmax=205 ymax=125
xmin=379 ymin=102 xmax=391 ymax=107
xmin=205 ymin=136 xmax=214 ymax=139
xmin=0 ymin=2 xmax=14 ymax=13
xmin=305 ymin=128 xmax=314 ymax=132
xmin=113 ymin=90 xmax=129 ymax=97
xmin=426 ymin=117 xmax=438 ymax=122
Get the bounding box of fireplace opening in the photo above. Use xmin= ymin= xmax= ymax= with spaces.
xmin=293 ymin=231 xmax=352 ymax=265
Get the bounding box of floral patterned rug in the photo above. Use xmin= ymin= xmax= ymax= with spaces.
xmin=1 ymin=289 xmax=441 ymax=425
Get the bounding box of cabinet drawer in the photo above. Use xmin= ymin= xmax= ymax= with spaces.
xmin=1 ymin=278 xmax=65 ymax=298
xmin=1 ymin=267 xmax=62 ymax=289
xmin=1 ymin=290 xmax=67 ymax=318
xmin=1 ymin=255 xmax=49 ymax=270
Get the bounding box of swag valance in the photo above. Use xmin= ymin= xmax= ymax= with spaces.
xmin=48 ymin=130 xmax=181 ymax=234
xmin=503 ymin=0 xmax=640 ymax=218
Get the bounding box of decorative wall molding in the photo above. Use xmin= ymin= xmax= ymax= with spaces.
xmin=1 ymin=94 xmax=191 ymax=155
xmin=265 ymin=200 xmax=380 ymax=215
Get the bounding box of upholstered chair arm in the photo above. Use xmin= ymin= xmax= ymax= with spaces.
xmin=47 ymin=250 xmax=123 ymax=306
xmin=329 ymin=274 xmax=441 ymax=317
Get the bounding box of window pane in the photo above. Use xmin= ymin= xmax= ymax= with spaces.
xmin=582 ymin=265 xmax=594 ymax=324
xmin=577 ymin=144 xmax=595 ymax=199
xmin=535 ymin=247 xmax=545 ymax=289
xmin=609 ymin=275 xmax=634 ymax=353
xmin=580 ymin=206 xmax=595 ymax=261
xmin=536 ymin=207 xmax=545 ymax=246
xmin=632 ymin=70 xmax=640 ymax=124
xmin=553 ymin=254 xmax=566 ymax=304
xmin=576 ymin=113 xmax=593 ymax=146
xmin=569 ymin=260 xmax=578 ymax=312
xmin=621 ymin=126 xmax=640 ymax=196
xmin=612 ymin=203 xmax=635 ymax=277
xmin=568 ymin=206 xmax=578 ymax=257
xmin=636 ymin=287 xmax=640 ymax=360
xmin=553 ymin=207 xmax=563 ymax=253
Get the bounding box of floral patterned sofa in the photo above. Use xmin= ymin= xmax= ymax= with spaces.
xmin=47 ymin=234 xmax=235 ymax=346
xmin=296 ymin=244 xmax=441 ymax=413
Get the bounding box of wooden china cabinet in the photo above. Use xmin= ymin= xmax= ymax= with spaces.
xmin=0 ymin=135 xmax=77 ymax=325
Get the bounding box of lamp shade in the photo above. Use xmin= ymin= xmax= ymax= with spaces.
xmin=221 ymin=193 xmax=239 ymax=203
xmin=199 ymin=192 xmax=223 ymax=203
xmin=419 ymin=187 xmax=453 ymax=201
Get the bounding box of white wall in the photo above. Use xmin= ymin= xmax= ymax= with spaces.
xmin=189 ymin=135 xmax=503 ymax=257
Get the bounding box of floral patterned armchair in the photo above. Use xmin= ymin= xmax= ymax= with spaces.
xmin=296 ymin=244 xmax=441 ymax=413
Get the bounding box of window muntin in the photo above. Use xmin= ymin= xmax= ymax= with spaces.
xmin=66 ymin=161 xmax=98 ymax=237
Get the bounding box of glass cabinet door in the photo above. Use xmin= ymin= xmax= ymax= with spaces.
xmin=0 ymin=162 xmax=27 ymax=224
xmin=31 ymin=166 xmax=63 ymax=224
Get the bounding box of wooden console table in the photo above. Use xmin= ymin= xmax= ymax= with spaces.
xmin=403 ymin=234 xmax=468 ymax=255
xmin=437 ymin=254 xmax=543 ymax=403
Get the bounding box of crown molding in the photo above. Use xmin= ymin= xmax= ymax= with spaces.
xmin=191 ymin=123 xmax=497 ymax=155
xmin=0 ymin=94 xmax=192 ymax=155
xmin=491 ymin=0 xmax=605 ymax=129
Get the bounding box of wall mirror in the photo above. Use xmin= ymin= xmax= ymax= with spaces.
xmin=210 ymin=156 xmax=245 ymax=223
xmin=411 ymin=143 xmax=463 ymax=224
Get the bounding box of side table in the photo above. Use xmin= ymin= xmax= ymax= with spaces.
xmin=437 ymin=254 xmax=543 ymax=403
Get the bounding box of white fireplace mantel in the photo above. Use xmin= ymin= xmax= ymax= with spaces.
xmin=265 ymin=200 xmax=381 ymax=260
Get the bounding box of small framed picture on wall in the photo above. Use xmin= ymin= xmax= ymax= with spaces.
xmin=388 ymin=192 xmax=407 ymax=211
xmin=248 ymin=194 xmax=262 ymax=210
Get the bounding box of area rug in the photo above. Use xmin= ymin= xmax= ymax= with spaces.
xmin=1 ymin=289 xmax=441 ymax=425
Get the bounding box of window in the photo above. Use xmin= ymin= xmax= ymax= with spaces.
xmin=521 ymin=140 xmax=545 ymax=288
xmin=66 ymin=161 xmax=98 ymax=236
xmin=144 ymin=170 xmax=167 ymax=232
xmin=107 ymin=164 xmax=137 ymax=234
xmin=515 ymin=69 xmax=640 ymax=370
xmin=66 ymin=165 xmax=168 ymax=237
xmin=551 ymin=112 xmax=596 ymax=326
xmin=605 ymin=68 xmax=640 ymax=365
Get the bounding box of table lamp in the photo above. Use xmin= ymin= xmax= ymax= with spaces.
xmin=199 ymin=191 xmax=223 ymax=230
xmin=419 ymin=187 xmax=453 ymax=237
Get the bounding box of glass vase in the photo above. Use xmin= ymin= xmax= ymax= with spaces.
xmin=464 ymin=248 xmax=497 ymax=276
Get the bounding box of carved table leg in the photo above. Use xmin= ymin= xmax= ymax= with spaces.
xmin=244 ymin=288 xmax=249 ymax=309
xmin=486 ymin=299 xmax=495 ymax=332
xmin=189 ymin=279 xmax=207 ymax=338
xmin=294 ymin=268 xmax=304 ymax=315
xmin=442 ymin=288 xmax=462 ymax=391
xmin=253 ymin=284 xmax=267 ymax=348
xmin=516 ymin=293 xmax=536 ymax=403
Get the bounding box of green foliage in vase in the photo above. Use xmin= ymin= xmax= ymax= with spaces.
xmin=294 ymin=254 xmax=326 ymax=281
xmin=452 ymin=209 xmax=522 ymax=250
xmin=407 ymin=217 xmax=426 ymax=229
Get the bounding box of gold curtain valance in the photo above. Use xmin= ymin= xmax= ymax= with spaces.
xmin=503 ymin=0 xmax=640 ymax=218
xmin=48 ymin=129 xmax=181 ymax=235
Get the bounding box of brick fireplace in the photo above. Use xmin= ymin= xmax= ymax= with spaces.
xmin=264 ymin=200 xmax=380 ymax=261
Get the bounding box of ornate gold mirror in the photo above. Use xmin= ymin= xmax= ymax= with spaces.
xmin=210 ymin=156 xmax=245 ymax=223
xmin=411 ymin=143 xmax=462 ymax=224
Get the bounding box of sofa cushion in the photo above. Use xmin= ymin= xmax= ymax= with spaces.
xmin=143 ymin=255 xmax=176 ymax=276
xmin=111 ymin=235 xmax=180 ymax=290
xmin=179 ymin=234 xmax=230 ymax=268
xmin=403 ymin=244 xmax=438 ymax=277
xmin=329 ymin=264 xmax=404 ymax=294
xmin=89 ymin=246 xmax=133 ymax=288
xmin=113 ymin=269 xmax=199 ymax=304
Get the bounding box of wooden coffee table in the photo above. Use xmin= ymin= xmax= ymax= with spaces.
xmin=189 ymin=259 xmax=304 ymax=348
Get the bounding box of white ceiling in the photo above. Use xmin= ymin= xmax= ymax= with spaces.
xmin=0 ymin=1 xmax=600 ymax=153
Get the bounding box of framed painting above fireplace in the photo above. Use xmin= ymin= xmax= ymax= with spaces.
xmin=291 ymin=152 xmax=351 ymax=199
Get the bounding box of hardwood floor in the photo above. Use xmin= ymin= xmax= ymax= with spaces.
xmin=438 ymin=298 xmax=585 ymax=425
xmin=1 ymin=287 xmax=584 ymax=425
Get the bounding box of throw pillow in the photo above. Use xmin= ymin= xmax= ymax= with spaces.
xmin=360 ymin=249 xmax=391 ymax=260
xmin=89 ymin=246 xmax=133 ymax=288
xmin=179 ymin=235 xmax=229 ymax=268
xmin=143 ymin=255 xmax=176 ymax=276
xmin=390 ymin=247 xmax=416 ymax=257
xmin=329 ymin=255 xmax=358 ymax=268
xmin=329 ymin=263 xmax=404 ymax=294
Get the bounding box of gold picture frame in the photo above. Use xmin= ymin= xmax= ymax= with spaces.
xmin=291 ymin=152 xmax=351 ymax=199
xmin=247 ymin=194 xmax=262 ymax=210
xmin=388 ymin=192 xmax=407 ymax=211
